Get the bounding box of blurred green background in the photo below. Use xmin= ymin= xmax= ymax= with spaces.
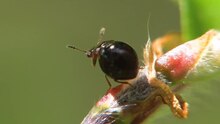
xmin=3 ymin=0 xmax=219 ymax=124
xmin=0 ymin=0 xmax=220 ymax=124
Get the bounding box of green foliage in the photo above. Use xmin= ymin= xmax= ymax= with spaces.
xmin=180 ymin=0 xmax=220 ymax=40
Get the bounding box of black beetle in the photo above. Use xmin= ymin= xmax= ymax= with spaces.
xmin=68 ymin=28 xmax=139 ymax=87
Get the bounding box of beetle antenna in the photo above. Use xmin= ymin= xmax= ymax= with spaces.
xmin=97 ymin=27 xmax=106 ymax=45
xmin=67 ymin=45 xmax=87 ymax=53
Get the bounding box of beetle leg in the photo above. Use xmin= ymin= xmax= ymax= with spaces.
xmin=149 ymin=77 xmax=188 ymax=118
xmin=105 ymin=75 xmax=112 ymax=89
xmin=114 ymin=79 xmax=133 ymax=87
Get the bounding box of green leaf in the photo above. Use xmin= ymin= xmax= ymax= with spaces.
xmin=180 ymin=0 xmax=220 ymax=40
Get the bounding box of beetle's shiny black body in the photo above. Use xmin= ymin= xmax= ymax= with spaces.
xmin=87 ymin=40 xmax=139 ymax=81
